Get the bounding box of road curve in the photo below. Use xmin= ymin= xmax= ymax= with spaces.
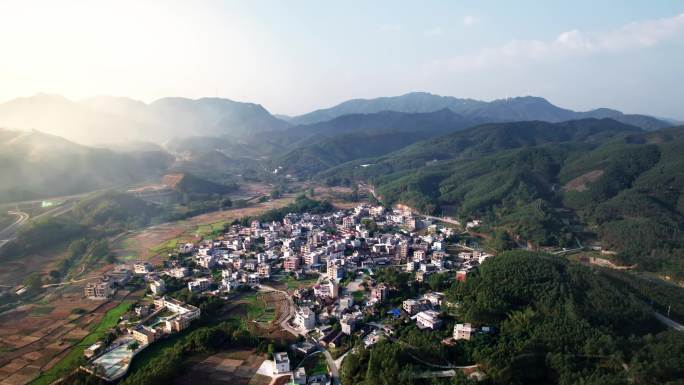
xmin=655 ymin=312 xmax=684 ymax=331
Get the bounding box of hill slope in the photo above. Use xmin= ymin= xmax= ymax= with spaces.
xmin=0 ymin=129 xmax=172 ymax=203
xmin=322 ymin=120 xmax=684 ymax=278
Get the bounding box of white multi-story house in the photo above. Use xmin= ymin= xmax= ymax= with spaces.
xmin=294 ymin=307 xmax=316 ymax=331
xmin=415 ymin=310 xmax=442 ymax=330
xmin=244 ymin=273 xmax=260 ymax=287
xmin=221 ymin=277 xmax=239 ymax=292
xmin=188 ymin=278 xmax=211 ymax=292
xmin=454 ymin=323 xmax=474 ymax=341
xmin=197 ymin=254 xmax=218 ymax=269
xmin=168 ymin=267 xmax=189 ymax=278
xmin=150 ymin=278 xmax=166 ymax=295
xmin=273 ymin=352 xmax=290 ymax=374
xmin=133 ymin=261 xmax=153 ymax=274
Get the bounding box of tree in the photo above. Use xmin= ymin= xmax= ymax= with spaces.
xmin=128 ymin=341 xmax=139 ymax=351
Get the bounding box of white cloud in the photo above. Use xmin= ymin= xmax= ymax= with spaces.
xmin=424 ymin=27 xmax=444 ymax=37
xmin=463 ymin=15 xmax=479 ymax=27
xmin=433 ymin=12 xmax=684 ymax=72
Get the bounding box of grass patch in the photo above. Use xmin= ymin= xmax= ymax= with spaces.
xmin=281 ymin=275 xmax=319 ymax=290
xmin=239 ymin=292 xmax=276 ymax=325
xmin=150 ymin=238 xmax=180 ymax=254
xmin=30 ymin=306 xmax=54 ymax=315
xmin=302 ymin=353 xmax=328 ymax=375
xmin=352 ymin=290 xmax=365 ymax=302
xmin=29 ymin=301 xmax=133 ymax=385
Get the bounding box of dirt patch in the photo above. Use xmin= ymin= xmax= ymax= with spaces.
xmin=0 ymin=289 xmax=134 ymax=384
xmin=563 ymin=170 xmax=604 ymax=192
xmin=113 ymin=196 xmax=295 ymax=261
xmin=173 ymin=349 xmax=265 ymax=385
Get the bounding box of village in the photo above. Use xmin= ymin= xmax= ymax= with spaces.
xmin=79 ymin=203 xmax=494 ymax=384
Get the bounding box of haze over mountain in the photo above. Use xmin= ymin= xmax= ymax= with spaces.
xmin=0 ymin=94 xmax=289 ymax=145
xmin=289 ymin=92 xmax=671 ymax=130
xmin=0 ymin=92 xmax=673 ymax=146
xmin=0 ymin=128 xmax=171 ymax=203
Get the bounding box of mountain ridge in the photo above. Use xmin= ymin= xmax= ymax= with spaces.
xmin=288 ymin=92 xmax=671 ymax=130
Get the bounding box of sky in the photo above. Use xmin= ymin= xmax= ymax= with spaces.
xmin=0 ymin=1 xmax=683 ymax=119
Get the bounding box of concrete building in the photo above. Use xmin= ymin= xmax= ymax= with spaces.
xmin=371 ymin=283 xmax=388 ymax=303
xmin=415 ymin=310 xmax=442 ymax=330
xmin=130 ymin=325 xmax=157 ymax=345
xmin=257 ymin=264 xmax=271 ymax=278
xmin=273 ymin=352 xmax=290 ymax=374
xmin=454 ymin=323 xmax=474 ymax=341
xmin=149 ymin=278 xmax=166 ymax=295
xmin=188 ymin=278 xmax=211 ymax=292
xmin=295 ymin=307 xmax=316 ymax=331
xmin=85 ymin=281 xmax=113 ymax=300
xmin=402 ymin=299 xmax=420 ymax=315
xmin=284 ymin=256 xmax=301 ymax=272
xmin=168 ymin=267 xmax=189 ymax=278
xmin=133 ymin=261 xmax=153 ymax=274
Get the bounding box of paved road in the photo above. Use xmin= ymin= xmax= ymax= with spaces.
xmin=655 ymin=312 xmax=684 ymax=331
xmin=321 ymin=347 xmax=341 ymax=385
xmin=0 ymin=210 xmax=30 ymax=250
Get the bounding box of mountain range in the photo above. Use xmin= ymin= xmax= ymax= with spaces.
xmin=0 ymin=92 xmax=672 ymax=146
xmin=0 ymin=94 xmax=288 ymax=145
xmin=287 ymin=92 xmax=671 ymax=130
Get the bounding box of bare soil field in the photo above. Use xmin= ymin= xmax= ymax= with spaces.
xmin=563 ymin=169 xmax=604 ymax=192
xmin=173 ymin=349 xmax=267 ymax=385
xmin=112 ymin=196 xmax=296 ymax=262
xmin=0 ymin=288 xmax=135 ymax=385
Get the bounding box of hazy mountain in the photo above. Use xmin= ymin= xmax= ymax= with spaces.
xmin=265 ymin=108 xmax=476 ymax=148
xmin=289 ymin=92 xmax=671 ymax=130
xmin=149 ymin=97 xmax=289 ymax=138
xmin=0 ymin=94 xmax=289 ymax=145
xmin=289 ymin=92 xmax=484 ymax=125
xmin=0 ymin=128 xmax=172 ymax=203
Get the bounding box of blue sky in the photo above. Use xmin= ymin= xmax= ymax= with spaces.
xmin=1 ymin=1 xmax=683 ymax=118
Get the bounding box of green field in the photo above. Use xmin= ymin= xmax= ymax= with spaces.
xmin=281 ymin=275 xmax=319 ymax=290
xmin=195 ymin=220 xmax=229 ymax=237
xmin=29 ymin=301 xmax=133 ymax=385
xmin=240 ymin=292 xmax=276 ymax=325
xmin=30 ymin=306 xmax=54 ymax=315
xmin=149 ymin=238 xmax=181 ymax=254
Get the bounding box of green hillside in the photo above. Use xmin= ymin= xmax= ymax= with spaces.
xmin=319 ymin=120 xmax=684 ymax=278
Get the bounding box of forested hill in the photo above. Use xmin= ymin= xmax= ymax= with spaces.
xmin=269 ymin=109 xmax=479 ymax=175
xmin=321 ymin=120 xmax=684 ymax=279
xmin=342 ymin=251 xmax=684 ymax=385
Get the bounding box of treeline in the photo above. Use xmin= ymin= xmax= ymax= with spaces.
xmin=1 ymin=191 xmax=160 ymax=260
xmin=255 ymin=194 xmax=333 ymax=223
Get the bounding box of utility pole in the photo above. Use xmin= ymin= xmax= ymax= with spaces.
xmin=667 ymin=305 xmax=671 ymax=317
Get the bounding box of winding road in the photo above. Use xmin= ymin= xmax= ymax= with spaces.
xmin=0 ymin=210 xmax=30 ymax=249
